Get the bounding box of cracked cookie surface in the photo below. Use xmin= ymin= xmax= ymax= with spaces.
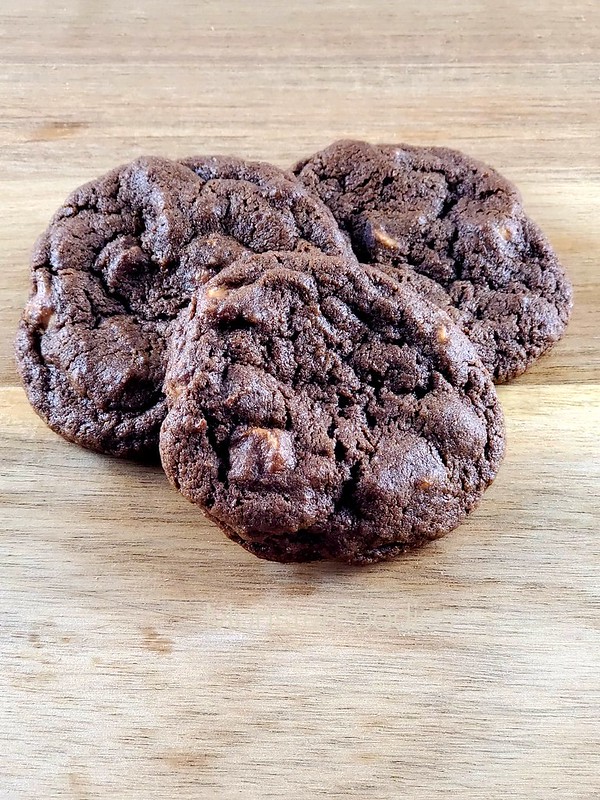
xmin=160 ymin=252 xmax=505 ymax=564
xmin=15 ymin=155 xmax=353 ymax=457
xmin=293 ymin=139 xmax=573 ymax=382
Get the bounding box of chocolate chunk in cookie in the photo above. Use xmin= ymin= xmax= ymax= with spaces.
xmin=160 ymin=252 xmax=505 ymax=564
xmin=16 ymin=155 xmax=353 ymax=457
xmin=294 ymin=140 xmax=573 ymax=382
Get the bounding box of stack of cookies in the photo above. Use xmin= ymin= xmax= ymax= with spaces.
xmin=16 ymin=141 xmax=572 ymax=563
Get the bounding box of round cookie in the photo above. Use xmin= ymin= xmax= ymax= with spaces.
xmin=15 ymin=155 xmax=353 ymax=457
xmin=160 ymin=252 xmax=505 ymax=564
xmin=293 ymin=139 xmax=573 ymax=383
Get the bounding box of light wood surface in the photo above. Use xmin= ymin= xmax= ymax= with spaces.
xmin=1 ymin=2 xmax=599 ymax=798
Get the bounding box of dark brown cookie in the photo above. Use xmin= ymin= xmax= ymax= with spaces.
xmin=159 ymin=252 xmax=505 ymax=564
xmin=293 ymin=139 xmax=573 ymax=383
xmin=15 ymin=155 xmax=353 ymax=457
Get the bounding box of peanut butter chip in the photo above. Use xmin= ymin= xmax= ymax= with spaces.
xmin=373 ymin=227 xmax=400 ymax=250
xmin=416 ymin=478 xmax=433 ymax=490
xmin=246 ymin=427 xmax=297 ymax=472
xmin=206 ymin=285 xmax=230 ymax=300
xmin=248 ymin=427 xmax=281 ymax=449
xmin=436 ymin=324 xmax=449 ymax=344
xmin=498 ymin=225 xmax=513 ymax=241
xmin=25 ymin=274 xmax=55 ymax=330
xmin=228 ymin=426 xmax=296 ymax=482
xmin=170 ymin=382 xmax=184 ymax=400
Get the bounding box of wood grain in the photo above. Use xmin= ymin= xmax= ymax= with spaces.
xmin=1 ymin=2 xmax=599 ymax=798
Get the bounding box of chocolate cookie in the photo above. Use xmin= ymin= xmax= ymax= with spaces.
xmin=15 ymin=155 xmax=353 ymax=457
xmin=293 ymin=140 xmax=573 ymax=382
xmin=159 ymin=252 xmax=505 ymax=564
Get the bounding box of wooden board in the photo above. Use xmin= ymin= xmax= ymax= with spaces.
xmin=1 ymin=2 xmax=599 ymax=797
